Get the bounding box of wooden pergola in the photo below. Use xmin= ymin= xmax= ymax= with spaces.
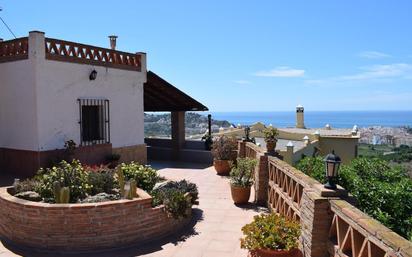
xmin=144 ymin=71 xmax=209 ymax=160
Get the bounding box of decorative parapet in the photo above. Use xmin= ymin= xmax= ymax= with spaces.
xmin=0 ymin=37 xmax=29 ymax=63
xmin=329 ymin=200 xmax=412 ymax=257
xmin=45 ymin=37 xmax=142 ymax=71
xmin=244 ymin=141 xmax=261 ymax=159
xmin=0 ymin=32 xmax=143 ymax=72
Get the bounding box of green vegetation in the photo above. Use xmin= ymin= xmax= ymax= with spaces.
xmin=262 ymin=127 xmax=279 ymax=142
xmin=297 ymin=157 xmax=412 ymax=240
xmin=359 ymin=143 xmax=412 ymax=163
xmin=13 ymin=160 xmax=197 ymax=219
xmin=383 ymin=145 xmax=412 ymax=163
xmin=36 ymin=160 xmax=90 ymax=203
xmin=358 ymin=143 xmax=394 ymax=158
xmin=230 ymin=158 xmax=257 ymax=187
xmin=118 ymin=162 xmax=159 ymax=192
xmin=151 ymin=180 xmax=198 ymax=218
xmin=241 ymin=213 xmax=300 ymax=251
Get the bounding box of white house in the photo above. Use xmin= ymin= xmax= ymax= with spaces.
xmin=0 ymin=31 xmax=148 ymax=176
xmin=0 ymin=31 xmax=209 ymax=176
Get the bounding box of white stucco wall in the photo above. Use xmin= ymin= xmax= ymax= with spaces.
xmin=0 ymin=31 xmax=146 ymax=151
xmin=0 ymin=59 xmax=39 ymax=150
xmin=36 ymin=61 xmax=145 ymax=150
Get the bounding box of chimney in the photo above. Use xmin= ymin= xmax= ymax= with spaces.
xmin=108 ymin=35 xmax=118 ymax=50
xmin=296 ymin=105 xmax=305 ymax=129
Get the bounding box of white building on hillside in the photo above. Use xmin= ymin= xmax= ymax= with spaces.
xmin=0 ymin=31 xmax=208 ymax=176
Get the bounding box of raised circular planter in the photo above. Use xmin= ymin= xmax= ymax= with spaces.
xmin=0 ymin=187 xmax=191 ymax=252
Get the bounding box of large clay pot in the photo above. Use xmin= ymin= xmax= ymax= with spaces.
xmin=265 ymin=139 xmax=277 ymax=152
xmin=213 ymin=159 xmax=231 ymax=175
xmin=230 ymin=185 xmax=251 ymax=204
xmin=250 ymin=248 xmax=301 ymax=257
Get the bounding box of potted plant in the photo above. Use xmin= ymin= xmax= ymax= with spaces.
xmin=211 ymin=135 xmax=238 ymax=175
xmin=263 ymin=127 xmax=279 ymax=152
xmin=230 ymin=158 xmax=257 ymax=204
xmin=201 ymin=133 xmax=213 ymax=150
xmin=241 ymin=213 xmax=301 ymax=257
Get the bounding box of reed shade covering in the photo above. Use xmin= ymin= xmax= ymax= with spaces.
xmin=144 ymin=71 xmax=208 ymax=112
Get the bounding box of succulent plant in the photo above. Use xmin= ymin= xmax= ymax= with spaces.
xmin=129 ymin=179 xmax=137 ymax=199
xmin=53 ymin=181 xmax=62 ymax=203
xmin=60 ymin=187 xmax=70 ymax=203
xmin=52 ymin=181 xmax=70 ymax=203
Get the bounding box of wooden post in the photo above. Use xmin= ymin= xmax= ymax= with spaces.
xmin=171 ymin=111 xmax=185 ymax=160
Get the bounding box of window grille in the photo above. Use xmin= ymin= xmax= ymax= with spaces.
xmin=78 ymin=99 xmax=110 ymax=145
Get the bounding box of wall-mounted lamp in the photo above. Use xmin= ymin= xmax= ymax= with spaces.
xmin=89 ymin=70 xmax=97 ymax=80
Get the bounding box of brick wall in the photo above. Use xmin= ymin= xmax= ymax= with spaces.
xmin=0 ymin=187 xmax=190 ymax=252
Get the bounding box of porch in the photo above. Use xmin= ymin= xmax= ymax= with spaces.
xmin=144 ymin=71 xmax=212 ymax=164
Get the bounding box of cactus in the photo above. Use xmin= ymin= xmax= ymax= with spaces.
xmin=60 ymin=187 xmax=70 ymax=203
xmin=53 ymin=181 xmax=62 ymax=203
xmin=116 ymin=167 xmax=125 ymax=197
xmin=129 ymin=179 xmax=137 ymax=199
xmin=124 ymin=181 xmax=131 ymax=199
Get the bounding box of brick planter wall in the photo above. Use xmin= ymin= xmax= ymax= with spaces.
xmin=0 ymin=187 xmax=191 ymax=252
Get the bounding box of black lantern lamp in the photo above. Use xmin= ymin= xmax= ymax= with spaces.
xmin=324 ymin=150 xmax=341 ymax=190
xmin=89 ymin=70 xmax=97 ymax=80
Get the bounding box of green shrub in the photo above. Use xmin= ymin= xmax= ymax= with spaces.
xmin=151 ymin=180 xmax=198 ymax=218
xmin=296 ymin=156 xmax=325 ymax=183
xmin=230 ymin=158 xmax=257 ymax=187
xmin=13 ymin=179 xmax=40 ymax=194
xmin=161 ymin=189 xmax=190 ymax=219
xmin=241 ymin=213 xmax=300 ymax=251
xmin=35 ymin=160 xmax=90 ymax=203
xmin=296 ymin=156 xmax=412 ymax=240
xmin=87 ymin=171 xmax=117 ymax=195
xmin=263 ymin=127 xmax=279 ymax=142
xmin=153 ymin=180 xmax=198 ymax=204
xmin=118 ymin=162 xmax=159 ymax=192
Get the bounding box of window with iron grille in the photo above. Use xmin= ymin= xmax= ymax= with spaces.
xmin=78 ymin=99 xmax=110 ymax=145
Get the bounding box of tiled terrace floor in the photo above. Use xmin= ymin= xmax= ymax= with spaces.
xmin=0 ymin=162 xmax=268 ymax=257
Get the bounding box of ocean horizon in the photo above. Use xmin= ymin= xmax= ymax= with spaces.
xmin=210 ymin=111 xmax=412 ymax=128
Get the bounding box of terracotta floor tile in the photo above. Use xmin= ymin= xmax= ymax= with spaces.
xmin=0 ymin=162 xmax=268 ymax=257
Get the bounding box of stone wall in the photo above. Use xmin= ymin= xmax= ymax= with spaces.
xmin=0 ymin=187 xmax=190 ymax=252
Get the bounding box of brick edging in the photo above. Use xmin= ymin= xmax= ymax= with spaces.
xmin=0 ymin=186 xmax=191 ymax=252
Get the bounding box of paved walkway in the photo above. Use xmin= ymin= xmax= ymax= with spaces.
xmin=0 ymin=162 xmax=268 ymax=257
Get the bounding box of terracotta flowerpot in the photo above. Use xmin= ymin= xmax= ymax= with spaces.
xmin=213 ymin=159 xmax=231 ymax=175
xmin=265 ymin=139 xmax=277 ymax=152
xmin=230 ymin=185 xmax=251 ymax=204
xmin=250 ymin=248 xmax=301 ymax=257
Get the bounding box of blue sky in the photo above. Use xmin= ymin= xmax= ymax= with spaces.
xmin=1 ymin=1 xmax=411 ymax=112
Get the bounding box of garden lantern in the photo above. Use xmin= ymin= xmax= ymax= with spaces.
xmin=324 ymin=150 xmax=341 ymax=189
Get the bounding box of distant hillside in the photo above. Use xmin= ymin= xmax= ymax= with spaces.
xmin=144 ymin=112 xmax=231 ymax=137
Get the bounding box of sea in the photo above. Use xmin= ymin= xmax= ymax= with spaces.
xmin=211 ymin=111 xmax=412 ymax=128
